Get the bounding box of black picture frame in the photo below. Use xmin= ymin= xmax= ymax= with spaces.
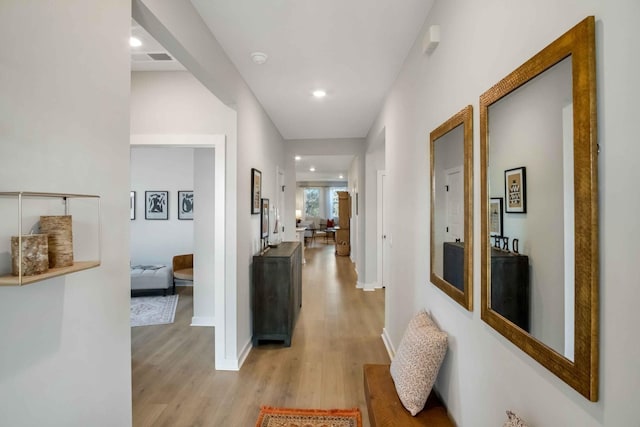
xmin=489 ymin=197 xmax=504 ymax=237
xmin=178 ymin=191 xmax=194 ymax=220
xmin=251 ymin=168 xmax=262 ymax=214
xmin=130 ymin=191 xmax=136 ymax=220
xmin=145 ymin=191 xmax=169 ymax=220
xmin=261 ymin=198 xmax=269 ymax=239
xmin=504 ymin=166 xmax=527 ymax=213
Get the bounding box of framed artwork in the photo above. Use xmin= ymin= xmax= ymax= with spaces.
xmin=489 ymin=197 xmax=504 ymax=237
xmin=261 ymin=198 xmax=269 ymax=239
xmin=130 ymin=191 xmax=136 ymax=220
xmin=145 ymin=191 xmax=169 ymax=220
xmin=178 ymin=191 xmax=194 ymax=220
xmin=251 ymin=168 xmax=262 ymax=214
xmin=504 ymin=167 xmax=527 ymax=213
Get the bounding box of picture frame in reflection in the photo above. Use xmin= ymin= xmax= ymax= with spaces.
xmin=261 ymin=198 xmax=269 ymax=239
xmin=489 ymin=197 xmax=503 ymax=237
xmin=504 ymin=167 xmax=526 ymax=213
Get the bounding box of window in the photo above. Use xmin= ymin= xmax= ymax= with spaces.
xmin=329 ymin=187 xmax=347 ymax=219
xmin=303 ymin=188 xmax=320 ymax=218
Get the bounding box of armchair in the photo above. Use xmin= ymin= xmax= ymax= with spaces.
xmin=172 ymin=254 xmax=193 ymax=287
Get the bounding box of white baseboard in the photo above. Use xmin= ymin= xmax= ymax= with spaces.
xmin=237 ymin=339 xmax=252 ymax=369
xmin=191 ymin=316 xmax=215 ymax=327
xmin=381 ymin=327 xmax=396 ymax=360
xmin=356 ymin=281 xmax=383 ymax=292
xmin=215 ymin=358 xmax=240 ymax=371
xmin=214 ymin=339 xmax=252 ymax=371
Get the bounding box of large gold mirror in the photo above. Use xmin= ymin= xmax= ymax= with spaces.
xmin=430 ymin=105 xmax=473 ymax=310
xmin=480 ymin=17 xmax=598 ymax=400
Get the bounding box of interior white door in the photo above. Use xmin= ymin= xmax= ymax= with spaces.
xmin=377 ymin=171 xmax=390 ymax=288
xmin=445 ymin=167 xmax=463 ymax=242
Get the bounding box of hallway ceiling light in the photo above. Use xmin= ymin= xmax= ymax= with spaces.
xmin=339 ymin=175 xmax=344 ymax=179
xmin=312 ymin=89 xmax=326 ymax=98
xmin=295 ymin=156 xmax=301 ymax=161
xmin=309 ymin=167 xmax=316 ymax=172
xmin=129 ymin=37 xmax=142 ymax=47
xmin=251 ymin=52 xmax=268 ymax=65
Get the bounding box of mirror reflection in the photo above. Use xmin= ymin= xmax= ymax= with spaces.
xmin=488 ymin=57 xmax=574 ymax=359
xmin=430 ymin=106 xmax=472 ymax=310
xmin=480 ymin=16 xmax=598 ymax=401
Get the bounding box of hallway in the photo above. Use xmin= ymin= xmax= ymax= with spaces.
xmin=131 ymin=241 xmax=388 ymax=426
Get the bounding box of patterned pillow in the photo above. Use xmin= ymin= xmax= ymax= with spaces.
xmin=503 ymin=411 xmax=530 ymax=427
xmin=390 ymin=310 xmax=448 ymax=416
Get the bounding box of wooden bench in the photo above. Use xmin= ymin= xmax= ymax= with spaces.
xmin=363 ymin=364 xmax=455 ymax=427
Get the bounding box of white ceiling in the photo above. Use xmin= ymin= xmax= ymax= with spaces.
xmin=190 ymin=0 xmax=434 ymax=139
xmin=295 ymin=155 xmax=353 ymax=182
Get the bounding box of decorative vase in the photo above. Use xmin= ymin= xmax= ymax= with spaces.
xmin=40 ymin=215 xmax=74 ymax=268
xmin=11 ymin=234 xmax=49 ymax=276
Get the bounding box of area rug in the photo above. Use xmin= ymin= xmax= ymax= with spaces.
xmin=255 ymin=406 xmax=362 ymax=427
xmin=130 ymin=294 xmax=178 ymax=327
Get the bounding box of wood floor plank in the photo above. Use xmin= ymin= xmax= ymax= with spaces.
xmin=132 ymin=241 xmax=389 ymax=426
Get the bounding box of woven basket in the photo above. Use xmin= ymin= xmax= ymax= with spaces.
xmin=40 ymin=215 xmax=74 ymax=268
xmin=336 ymin=241 xmax=350 ymax=256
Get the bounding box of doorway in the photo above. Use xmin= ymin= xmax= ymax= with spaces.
xmin=130 ymin=134 xmax=227 ymax=368
xmin=444 ymin=166 xmax=463 ymax=242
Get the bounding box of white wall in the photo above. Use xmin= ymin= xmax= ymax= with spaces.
xmin=488 ymin=57 xmax=571 ymax=356
xmin=366 ymin=0 xmax=640 ymax=425
xmin=0 ymin=1 xmax=132 ymax=426
xmin=133 ymin=0 xmax=287 ymax=367
xmin=235 ymin=87 xmax=286 ymax=361
xmin=364 ymin=132 xmax=386 ymax=288
xmin=347 ymin=156 xmax=361 ymax=266
xmin=130 ymin=147 xmax=194 ymax=266
xmin=193 ymin=148 xmax=216 ymax=325
xmin=131 ymin=71 xmax=235 ymax=134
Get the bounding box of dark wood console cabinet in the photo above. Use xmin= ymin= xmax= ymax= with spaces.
xmin=443 ymin=242 xmax=530 ymax=331
xmin=490 ymin=248 xmax=530 ymax=332
xmin=252 ymin=242 xmax=302 ymax=347
xmin=443 ymin=242 xmax=465 ymax=292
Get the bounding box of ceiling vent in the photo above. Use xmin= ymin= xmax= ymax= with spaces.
xmin=147 ymin=53 xmax=173 ymax=61
xmin=131 ymin=53 xmax=175 ymax=63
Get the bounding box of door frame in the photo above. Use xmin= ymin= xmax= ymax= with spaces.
xmin=130 ymin=133 xmax=227 ymax=368
xmin=376 ymin=170 xmax=387 ymax=288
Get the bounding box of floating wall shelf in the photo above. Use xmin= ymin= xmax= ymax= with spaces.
xmin=0 ymin=192 xmax=101 ymax=286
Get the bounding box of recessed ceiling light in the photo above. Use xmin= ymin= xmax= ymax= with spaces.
xmin=129 ymin=37 xmax=142 ymax=47
xmin=251 ymin=52 xmax=268 ymax=65
xmin=309 ymin=167 xmax=316 ymax=172
xmin=312 ymin=89 xmax=326 ymax=98
xmin=339 ymin=175 xmax=344 ymax=179
xmin=294 ymin=156 xmax=301 ymax=161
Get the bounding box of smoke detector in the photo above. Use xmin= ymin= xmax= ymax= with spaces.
xmin=251 ymin=52 xmax=268 ymax=65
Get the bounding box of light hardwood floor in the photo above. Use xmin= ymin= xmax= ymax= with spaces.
xmin=132 ymin=240 xmax=389 ymax=426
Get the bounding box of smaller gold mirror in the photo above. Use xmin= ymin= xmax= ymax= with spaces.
xmin=430 ymin=105 xmax=473 ymax=310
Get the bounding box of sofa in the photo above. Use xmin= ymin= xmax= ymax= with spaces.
xmin=130 ymin=264 xmax=173 ymax=296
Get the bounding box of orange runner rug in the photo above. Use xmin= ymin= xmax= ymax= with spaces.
xmin=255 ymin=406 xmax=362 ymax=427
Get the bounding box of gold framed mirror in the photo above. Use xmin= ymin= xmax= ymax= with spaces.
xmin=430 ymin=105 xmax=473 ymax=310
xmin=480 ymin=17 xmax=598 ymax=400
